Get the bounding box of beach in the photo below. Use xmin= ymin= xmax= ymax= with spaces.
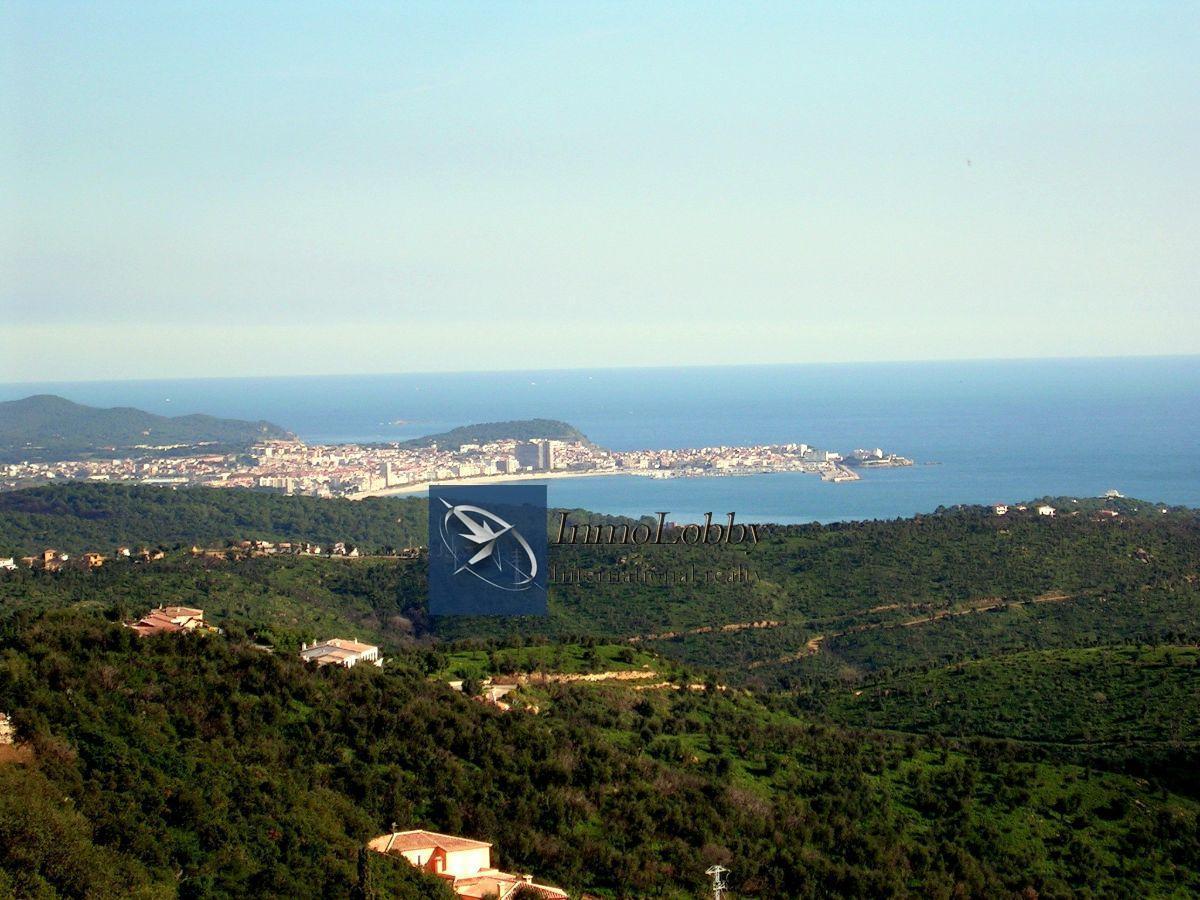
xmin=349 ymin=468 xmax=631 ymax=499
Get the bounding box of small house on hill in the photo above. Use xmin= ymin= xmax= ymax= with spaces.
xmin=78 ymin=551 xmax=106 ymax=569
xmin=367 ymin=828 xmax=567 ymax=899
xmin=127 ymin=606 xmax=206 ymax=637
xmin=299 ymin=638 xmax=382 ymax=669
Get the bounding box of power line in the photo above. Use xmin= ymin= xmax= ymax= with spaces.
xmin=705 ymin=865 xmax=730 ymax=900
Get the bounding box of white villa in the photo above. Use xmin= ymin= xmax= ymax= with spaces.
xmin=367 ymin=828 xmax=567 ymax=899
xmin=298 ymin=638 xmax=382 ymax=668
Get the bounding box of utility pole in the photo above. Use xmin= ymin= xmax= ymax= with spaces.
xmin=705 ymin=865 xmax=730 ymax=900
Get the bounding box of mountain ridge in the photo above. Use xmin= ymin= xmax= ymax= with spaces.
xmin=0 ymin=394 xmax=293 ymax=461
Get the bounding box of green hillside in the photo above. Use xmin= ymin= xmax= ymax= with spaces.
xmin=3 ymin=485 xmax=1200 ymax=895
xmin=0 ymin=395 xmax=293 ymax=462
xmin=0 ymin=483 xmax=428 ymax=556
xmin=3 ymin=484 xmax=1199 ymax=687
xmin=823 ymin=644 xmax=1200 ymax=742
xmin=2 ymin=610 xmax=1199 ymax=898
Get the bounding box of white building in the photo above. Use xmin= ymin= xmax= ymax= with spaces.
xmin=0 ymin=557 xmax=16 ymax=571
xmin=367 ymin=829 xmax=567 ymax=899
xmin=299 ymin=638 xmax=382 ymax=668
xmin=1037 ymin=505 xmax=1056 ymax=517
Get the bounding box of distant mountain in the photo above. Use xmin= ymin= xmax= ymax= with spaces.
xmin=0 ymin=394 xmax=293 ymax=461
xmin=400 ymin=418 xmax=591 ymax=449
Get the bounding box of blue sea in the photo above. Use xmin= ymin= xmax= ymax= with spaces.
xmin=3 ymin=357 xmax=1198 ymax=523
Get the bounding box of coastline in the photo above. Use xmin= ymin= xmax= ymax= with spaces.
xmin=349 ymin=468 xmax=630 ymax=499
xmin=348 ymin=461 xmax=878 ymax=500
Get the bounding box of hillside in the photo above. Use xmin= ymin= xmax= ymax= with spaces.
xmin=399 ymin=418 xmax=590 ymax=449
xmin=2 ymin=611 xmax=1199 ymax=898
xmin=0 ymin=483 xmax=427 ymax=556
xmin=0 ymin=394 xmax=292 ymax=461
xmin=4 ymin=485 xmax=1200 ymax=894
xmin=3 ymin=484 xmax=1199 ymax=684
xmin=822 ymin=645 xmax=1200 ymax=744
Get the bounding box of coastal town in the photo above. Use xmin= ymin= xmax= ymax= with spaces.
xmin=0 ymin=435 xmax=913 ymax=498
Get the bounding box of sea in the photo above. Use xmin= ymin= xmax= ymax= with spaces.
xmin=3 ymin=357 xmax=1198 ymax=524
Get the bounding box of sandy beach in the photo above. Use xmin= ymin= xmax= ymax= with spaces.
xmin=349 ymin=468 xmax=633 ymax=499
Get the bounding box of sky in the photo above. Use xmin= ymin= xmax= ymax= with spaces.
xmin=2 ymin=2 xmax=1197 ymax=382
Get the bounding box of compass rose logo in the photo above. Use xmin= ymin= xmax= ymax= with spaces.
xmin=428 ymin=484 xmax=548 ymax=616
xmin=437 ymin=498 xmax=539 ymax=590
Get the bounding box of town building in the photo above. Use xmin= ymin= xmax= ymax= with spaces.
xmin=1037 ymin=504 xmax=1057 ymax=517
xmin=366 ymin=828 xmax=567 ymax=899
xmin=0 ymin=558 xmax=16 ymax=571
xmin=515 ymin=440 xmax=556 ymax=471
xmin=78 ymin=551 xmax=106 ymax=569
xmin=299 ymin=638 xmax=382 ymax=668
xmin=127 ymin=606 xmax=207 ymax=637
xmin=515 ymin=441 xmax=541 ymax=470
xmin=24 ymin=548 xmax=71 ymax=571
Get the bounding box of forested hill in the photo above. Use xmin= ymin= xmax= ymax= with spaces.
xmin=2 ymin=610 xmax=1199 ymax=898
xmin=399 ymin=418 xmax=590 ymax=449
xmin=3 ymin=484 xmax=1200 ymax=895
xmin=0 ymin=483 xmax=427 ymax=555
xmin=0 ymin=394 xmax=292 ymax=461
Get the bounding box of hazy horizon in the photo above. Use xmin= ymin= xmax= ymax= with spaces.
xmin=1 ymin=351 xmax=1198 ymax=391
xmin=3 ymin=2 xmax=1198 ymax=382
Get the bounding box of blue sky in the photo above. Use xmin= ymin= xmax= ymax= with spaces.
xmin=2 ymin=2 xmax=1197 ymax=381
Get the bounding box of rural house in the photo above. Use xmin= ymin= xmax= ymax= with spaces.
xmin=127 ymin=606 xmax=207 ymax=637
xmin=366 ymin=828 xmax=567 ymax=899
xmin=299 ymin=638 xmax=382 ymax=668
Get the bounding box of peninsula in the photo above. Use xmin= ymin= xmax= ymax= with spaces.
xmin=0 ymin=410 xmax=913 ymax=498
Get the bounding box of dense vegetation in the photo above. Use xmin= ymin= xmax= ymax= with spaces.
xmin=2 ymin=484 xmax=1199 ymax=896
xmin=0 ymin=555 xmax=432 ymax=652
xmin=0 ymin=484 xmax=428 ymax=557
xmin=398 ymin=418 xmax=590 ymax=449
xmin=0 ymin=396 xmax=291 ymax=462
xmin=3 ymin=485 xmax=1198 ymax=683
xmin=3 ymin=611 xmax=1200 ymax=898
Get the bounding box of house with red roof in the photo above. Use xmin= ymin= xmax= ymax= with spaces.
xmin=127 ymin=606 xmax=207 ymax=637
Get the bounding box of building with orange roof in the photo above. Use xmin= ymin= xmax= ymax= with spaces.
xmin=127 ymin=606 xmax=207 ymax=637
xmin=299 ymin=638 xmax=382 ymax=669
xmin=78 ymin=551 xmax=106 ymax=569
xmin=366 ymin=829 xmax=567 ymax=899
